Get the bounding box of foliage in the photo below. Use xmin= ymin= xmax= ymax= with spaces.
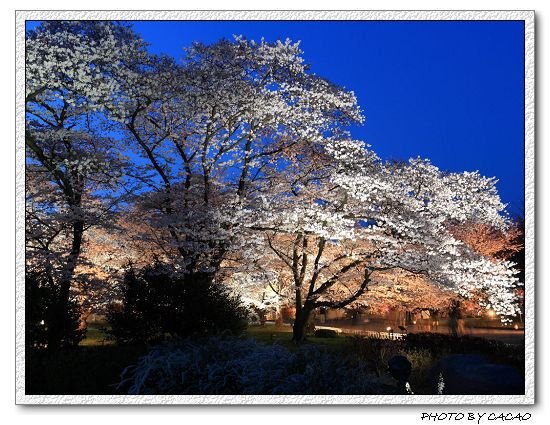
xmin=106 ymin=263 xmax=249 ymax=344
xmin=117 ymin=335 xmax=391 ymax=395
xmin=314 ymin=329 xmax=339 ymax=338
xmin=344 ymin=333 xmax=523 ymax=394
xmin=346 ymin=336 xmax=405 ymax=377
xmin=25 ymin=21 xmax=522 ymax=349
xmin=25 ymin=270 xmax=85 ymax=349
xmin=404 ymin=332 xmax=524 ymax=371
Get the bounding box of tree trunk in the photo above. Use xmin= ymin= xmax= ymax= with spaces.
xmin=47 ymin=219 xmax=84 ymax=350
xmin=292 ymin=307 xmax=312 ymax=343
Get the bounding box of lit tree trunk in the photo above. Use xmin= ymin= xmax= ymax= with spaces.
xmin=47 ymin=218 xmax=84 ymax=350
xmin=275 ymin=306 xmax=283 ymax=327
xmin=291 ymin=233 xmax=311 ymax=343
xmin=292 ymin=302 xmax=312 ymax=343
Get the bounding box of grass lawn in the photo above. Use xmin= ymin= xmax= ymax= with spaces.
xmin=246 ymin=324 xmax=348 ymax=349
xmin=79 ymin=322 xmax=348 ymax=349
xmin=79 ymin=322 xmax=114 ymax=346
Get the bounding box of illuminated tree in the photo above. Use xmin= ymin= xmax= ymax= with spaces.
xmin=254 ymin=139 xmax=519 ymax=341
xmin=25 ymin=24 xmax=521 ymax=347
xmin=25 ymin=21 xmax=145 ymax=348
xmin=116 ymin=36 xmax=363 ymax=285
xmin=449 ymin=220 xmax=523 ymax=261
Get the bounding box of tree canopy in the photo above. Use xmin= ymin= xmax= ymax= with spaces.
xmin=25 ymin=21 xmax=522 ymax=345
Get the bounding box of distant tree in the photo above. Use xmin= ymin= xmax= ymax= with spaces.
xmin=448 ymin=220 xmax=523 ymax=261
xmin=363 ymin=269 xmax=455 ymax=315
xmin=63 ymin=214 xmax=170 ymax=324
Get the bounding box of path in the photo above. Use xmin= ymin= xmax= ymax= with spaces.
xmin=317 ymin=319 xmax=525 ymax=345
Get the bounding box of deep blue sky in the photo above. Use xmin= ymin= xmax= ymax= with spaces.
xmin=27 ymin=20 xmax=525 ymax=213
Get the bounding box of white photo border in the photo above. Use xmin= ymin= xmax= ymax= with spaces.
xmin=15 ymin=9 xmax=535 ymax=405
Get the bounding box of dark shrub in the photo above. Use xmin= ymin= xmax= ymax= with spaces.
xmin=26 ymin=270 xmax=85 ymax=350
xmin=404 ymin=332 xmax=524 ymax=371
xmin=340 ymin=333 xmax=524 ymax=395
xmin=346 ymin=335 xmax=405 ymax=377
xmin=106 ymin=263 xmax=249 ymax=344
xmin=430 ymin=355 xmax=524 ymax=395
xmin=118 ymin=335 xmax=393 ymax=395
xmin=314 ymin=328 xmax=338 ymax=338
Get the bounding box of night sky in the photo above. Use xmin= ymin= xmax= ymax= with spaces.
xmin=27 ymin=20 xmax=525 ymax=213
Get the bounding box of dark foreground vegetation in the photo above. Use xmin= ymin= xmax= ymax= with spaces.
xmin=105 ymin=263 xmax=248 ymax=345
xmin=26 ymin=260 xmax=524 ymax=396
xmin=26 ymin=327 xmax=524 ymax=395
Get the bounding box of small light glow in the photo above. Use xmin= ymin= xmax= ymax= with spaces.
xmin=514 ymin=324 xmax=519 ymax=330
xmin=40 ymin=320 xmax=45 ymax=325
xmin=386 ymin=327 xmax=392 ymax=332
xmin=412 ymin=321 xmax=417 ymax=325
xmin=487 ymin=309 xmax=495 ymax=318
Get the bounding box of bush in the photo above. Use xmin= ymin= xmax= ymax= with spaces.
xmin=26 ymin=270 xmax=85 ymax=349
xmin=346 ymin=336 xmax=405 ymax=377
xmin=314 ymin=328 xmax=338 ymax=338
xmin=118 ymin=335 xmax=393 ymax=395
xmin=106 ymin=263 xmax=249 ymax=344
xmin=404 ymin=332 xmax=524 ymax=370
xmin=342 ymin=333 xmax=524 ymax=395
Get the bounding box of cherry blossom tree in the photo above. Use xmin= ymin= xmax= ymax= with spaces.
xmin=25 ymin=23 xmax=521 ymax=347
xmin=116 ymin=36 xmax=363 ymax=285
xmin=25 ymin=21 xmax=146 ymax=348
xmin=254 ymin=139 xmax=520 ymax=341
xmin=448 ymin=217 xmax=525 ymax=322
xmin=449 ymin=220 xmax=523 ymax=261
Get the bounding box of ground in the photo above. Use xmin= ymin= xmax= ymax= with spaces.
xmin=25 ymin=321 xmax=525 ymax=395
xmin=25 ymin=323 xmax=344 ymax=394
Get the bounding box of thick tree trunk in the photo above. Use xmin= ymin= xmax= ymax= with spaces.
xmin=47 ymin=219 xmax=84 ymax=350
xmin=292 ymin=306 xmax=312 ymax=343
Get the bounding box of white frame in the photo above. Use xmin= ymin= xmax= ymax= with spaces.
xmin=15 ymin=10 xmax=535 ymax=405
